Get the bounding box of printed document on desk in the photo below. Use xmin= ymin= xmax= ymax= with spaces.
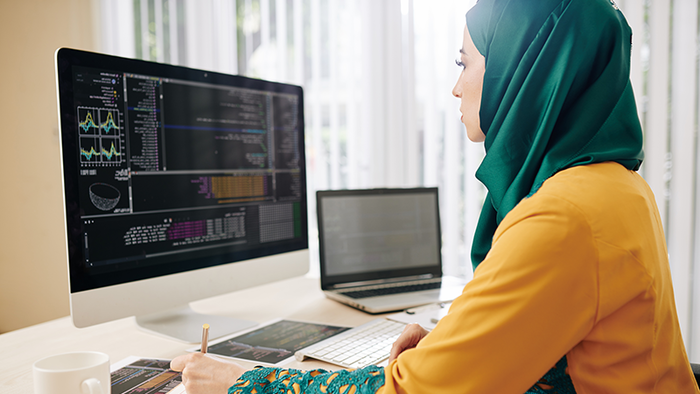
xmin=187 ymin=319 xmax=351 ymax=365
xmin=111 ymin=356 xmax=185 ymax=394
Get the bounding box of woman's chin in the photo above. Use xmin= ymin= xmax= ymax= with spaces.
xmin=466 ymin=127 xmax=485 ymax=143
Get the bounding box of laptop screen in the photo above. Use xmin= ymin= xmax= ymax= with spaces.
xmin=317 ymin=188 xmax=442 ymax=288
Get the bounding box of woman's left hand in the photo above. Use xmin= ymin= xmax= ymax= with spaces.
xmin=170 ymin=353 xmax=249 ymax=394
xmin=388 ymin=323 xmax=430 ymax=362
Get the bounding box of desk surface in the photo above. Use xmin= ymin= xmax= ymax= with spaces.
xmin=0 ymin=275 xmax=381 ymax=393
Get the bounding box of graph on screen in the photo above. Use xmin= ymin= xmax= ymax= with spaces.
xmin=78 ymin=107 xmax=123 ymax=165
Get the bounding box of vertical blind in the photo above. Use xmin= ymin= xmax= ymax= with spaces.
xmin=98 ymin=0 xmax=700 ymax=361
xmin=616 ymin=0 xmax=700 ymax=361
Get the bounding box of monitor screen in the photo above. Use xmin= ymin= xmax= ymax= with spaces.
xmin=55 ymin=48 xmax=308 ymax=341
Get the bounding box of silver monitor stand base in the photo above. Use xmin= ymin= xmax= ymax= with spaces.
xmin=135 ymin=306 xmax=257 ymax=343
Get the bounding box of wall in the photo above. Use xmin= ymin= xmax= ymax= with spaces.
xmin=0 ymin=0 xmax=96 ymax=333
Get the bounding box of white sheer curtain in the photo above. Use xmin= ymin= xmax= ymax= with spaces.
xmin=617 ymin=0 xmax=700 ymax=362
xmin=96 ymin=0 xmax=480 ymax=281
xmin=96 ymin=0 xmax=700 ymax=361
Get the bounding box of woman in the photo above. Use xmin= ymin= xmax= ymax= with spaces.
xmin=171 ymin=0 xmax=699 ymax=392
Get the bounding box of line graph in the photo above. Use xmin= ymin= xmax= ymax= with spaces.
xmin=78 ymin=107 xmax=124 ymax=166
xmin=100 ymin=141 xmax=122 ymax=160
xmin=80 ymin=141 xmax=122 ymax=162
xmin=99 ymin=111 xmax=119 ymax=134
xmin=80 ymin=144 xmax=100 ymax=161
xmin=78 ymin=111 xmax=99 ymax=134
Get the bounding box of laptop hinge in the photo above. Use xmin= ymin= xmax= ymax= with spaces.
xmin=328 ymin=274 xmax=435 ymax=290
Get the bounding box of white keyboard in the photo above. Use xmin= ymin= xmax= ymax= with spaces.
xmin=295 ymin=318 xmax=406 ymax=369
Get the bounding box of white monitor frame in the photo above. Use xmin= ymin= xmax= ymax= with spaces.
xmin=69 ymin=250 xmax=308 ymax=342
xmin=56 ymin=48 xmax=309 ymax=343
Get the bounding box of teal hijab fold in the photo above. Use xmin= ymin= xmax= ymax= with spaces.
xmin=467 ymin=0 xmax=644 ymax=270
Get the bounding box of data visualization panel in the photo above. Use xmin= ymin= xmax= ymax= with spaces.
xmin=62 ymin=62 xmax=306 ymax=285
xmin=78 ymin=107 xmax=123 ymax=165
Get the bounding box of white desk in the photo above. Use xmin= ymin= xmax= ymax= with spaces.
xmin=0 ymin=275 xmax=382 ymax=393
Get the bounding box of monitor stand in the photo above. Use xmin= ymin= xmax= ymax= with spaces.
xmin=135 ymin=306 xmax=257 ymax=343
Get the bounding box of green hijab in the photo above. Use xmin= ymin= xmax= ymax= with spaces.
xmin=467 ymin=0 xmax=644 ymax=270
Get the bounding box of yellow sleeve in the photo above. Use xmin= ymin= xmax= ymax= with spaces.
xmin=380 ymin=194 xmax=598 ymax=394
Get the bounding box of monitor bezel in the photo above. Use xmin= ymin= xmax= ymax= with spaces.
xmin=56 ymin=48 xmax=309 ymax=295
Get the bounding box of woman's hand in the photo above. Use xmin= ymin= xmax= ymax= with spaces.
xmin=388 ymin=323 xmax=430 ymax=362
xmin=170 ymin=353 xmax=249 ymax=394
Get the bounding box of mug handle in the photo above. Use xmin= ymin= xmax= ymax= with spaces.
xmin=81 ymin=378 xmax=104 ymax=394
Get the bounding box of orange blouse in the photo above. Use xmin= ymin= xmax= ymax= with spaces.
xmin=380 ymin=162 xmax=698 ymax=393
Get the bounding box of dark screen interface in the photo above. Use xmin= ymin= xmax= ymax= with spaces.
xmin=71 ymin=67 xmax=303 ymax=273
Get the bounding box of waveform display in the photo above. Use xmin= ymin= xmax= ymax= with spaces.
xmin=80 ymin=146 xmax=99 ymax=161
xmin=77 ymin=107 xmax=121 ymax=135
xmin=100 ymin=111 xmax=119 ymax=134
xmin=77 ymin=108 xmax=124 ymax=165
xmin=80 ymin=142 xmax=122 ymax=161
xmin=101 ymin=142 xmax=122 ymax=160
xmin=79 ymin=112 xmax=99 ymax=133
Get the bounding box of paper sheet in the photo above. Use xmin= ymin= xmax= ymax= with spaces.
xmin=111 ymin=356 xmax=185 ymax=394
xmin=186 ymin=319 xmax=351 ymax=365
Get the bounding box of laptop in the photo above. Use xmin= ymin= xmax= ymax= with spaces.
xmin=316 ymin=187 xmax=466 ymax=314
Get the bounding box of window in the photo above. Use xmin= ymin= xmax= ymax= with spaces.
xmin=98 ymin=0 xmax=700 ymax=361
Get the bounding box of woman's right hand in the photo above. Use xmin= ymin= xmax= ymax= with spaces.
xmin=170 ymin=353 xmax=249 ymax=394
xmin=388 ymin=323 xmax=430 ymax=362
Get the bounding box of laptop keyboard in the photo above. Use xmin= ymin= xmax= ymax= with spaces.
xmin=295 ymin=318 xmax=406 ymax=369
xmin=340 ymin=281 xmax=442 ymax=299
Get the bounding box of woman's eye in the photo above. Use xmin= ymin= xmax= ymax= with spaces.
xmin=455 ymin=59 xmax=466 ymax=69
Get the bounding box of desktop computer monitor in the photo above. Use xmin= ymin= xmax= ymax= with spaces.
xmin=55 ymin=48 xmax=309 ymax=342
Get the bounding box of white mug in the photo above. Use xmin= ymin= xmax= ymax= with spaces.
xmin=33 ymin=351 xmax=111 ymax=394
